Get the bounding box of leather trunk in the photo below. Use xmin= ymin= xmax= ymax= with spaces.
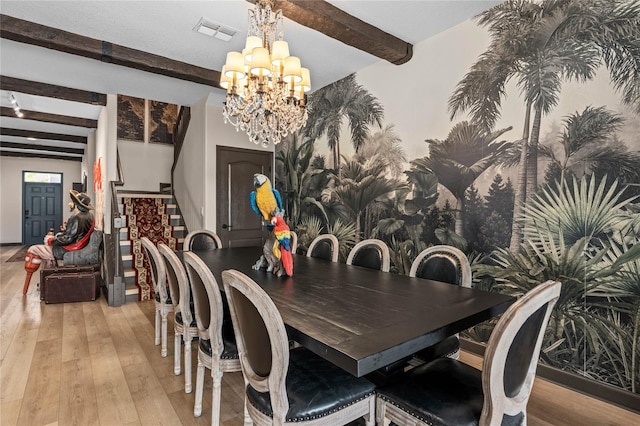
xmin=42 ymin=269 xmax=101 ymax=304
xmin=40 ymin=265 xmax=100 ymax=301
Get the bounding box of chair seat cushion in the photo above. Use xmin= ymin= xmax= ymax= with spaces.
xmin=199 ymin=336 xmax=238 ymax=360
xmin=377 ymin=357 xmax=483 ymax=426
xmin=414 ymin=335 xmax=460 ymax=362
xmin=175 ymin=311 xmax=196 ymax=327
xmin=154 ymin=292 xmax=172 ymax=304
xmin=247 ymin=347 xmax=375 ymax=422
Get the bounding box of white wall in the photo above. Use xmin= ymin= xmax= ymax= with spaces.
xmin=173 ymin=93 xmax=273 ymax=234
xmin=95 ymin=99 xmax=112 ymax=233
xmin=0 ymin=157 xmax=82 ymax=244
xmin=348 ymin=18 xmax=639 ymax=193
xmin=204 ymin=100 xmax=273 ymax=231
xmin=117 ymin=139 xmax=173 ymax=193
xmin=174 ymin=95 xmax=207 ymax=232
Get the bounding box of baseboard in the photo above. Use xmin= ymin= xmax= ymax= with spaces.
xmin=460 ymin=338 xmax=640 ymax=414
xmin=0 ymin=242 xmax=23 ymax=247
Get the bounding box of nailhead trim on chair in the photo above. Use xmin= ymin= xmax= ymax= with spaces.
xmin=378 ymin=394 xmax=437 ymax=426
xmin=250 ymin=391 xmax=375 ymax=422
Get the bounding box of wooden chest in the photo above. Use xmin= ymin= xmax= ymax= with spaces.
xmin=41 ymin=266 xmax=101 ymax=304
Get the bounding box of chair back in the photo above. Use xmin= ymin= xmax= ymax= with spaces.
xmin=346 ymin=238 xmax=390 ymax=272
xmin=306 ymin=234 xmax=339 ymax=262
xmin=158 ymin=244 xmax=193 ymax=325
xmin=290 ymin=230 xmax=298 ymax=254
xmin=481 ymin=280 xmax=561 ymax=424
xmin=409 ymin=245 xmax=471 ymax=287
xmin=140 ymin=237 xmax=169 ymax=303
xmin=221 ymin=269 xmax=290 ymax=420
xmin=184 ymin=229 xmax=223 ymax=251
xmin=183 ymin=251 xmax=224 ymax=357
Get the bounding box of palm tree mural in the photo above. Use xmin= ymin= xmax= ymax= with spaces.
xmin=355 ymin=124 xmax=407 ymax=178
xmin=448 ymin=0 xmax=640 ymax=252
xmin=304 ymin=74 xmax=384 ymax=172
xmin=477 ymin=175 xmax=640 ymax=391
xmin=413 ymin=121 xmax=513 ymax=238
xmin=275 ymin=132 xmax=328 ymax=228
xmin=333 ymin=157 xmax=401 ymax=242
xmin=540 ymin=106 xmax=623 ymax=187
xmin=540 ymin=105 xmax=640 ymax=197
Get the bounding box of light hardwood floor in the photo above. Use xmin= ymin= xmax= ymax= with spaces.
xmin=1 ymin=245 xmax=638 ymax=426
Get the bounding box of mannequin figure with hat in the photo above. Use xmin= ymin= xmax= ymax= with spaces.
xmin=23 ymin=190 xmax=95 ymax=295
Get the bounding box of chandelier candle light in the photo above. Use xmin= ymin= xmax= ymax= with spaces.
xmin=221 ymin=0 xmax=310 ymax=147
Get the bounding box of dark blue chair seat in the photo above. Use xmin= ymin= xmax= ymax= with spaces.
xmin=247 ymin=347 xmax=375 ymax=422
xmin=377 ymin=357 xmax=524 ymax=426
xmin=198 ymin=337 xmax=239 ymax=360
xmin=377 ymin=281 xmax=562 ymax=426
xmin=154 ymin=291 xmax=172 ymax=304
xmin=175 ymin=311 xmax=196 ymax=327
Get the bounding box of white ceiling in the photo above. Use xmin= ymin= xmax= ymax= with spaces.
xmin=0 ymin=0 xmax=499 ymax=157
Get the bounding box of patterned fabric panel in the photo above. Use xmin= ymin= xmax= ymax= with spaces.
xmin=124 ymin=197 xmax=177 ymax=301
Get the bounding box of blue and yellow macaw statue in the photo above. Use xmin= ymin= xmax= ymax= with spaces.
xmin=250 ymin=173 xmax=283 ymax=223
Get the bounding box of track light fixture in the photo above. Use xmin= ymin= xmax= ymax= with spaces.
xmin=9 ymin=92 xmax=24 ymax=118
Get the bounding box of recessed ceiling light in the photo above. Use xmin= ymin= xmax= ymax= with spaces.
xmin=193 ymin=17 xmax=237 ymax=41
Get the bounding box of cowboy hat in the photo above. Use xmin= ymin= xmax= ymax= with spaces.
xmin=69 ymin=190 xmax=94 ymax=211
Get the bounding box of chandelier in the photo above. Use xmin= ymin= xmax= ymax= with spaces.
xmin=221 ymin=0 xmax=310 ymax=147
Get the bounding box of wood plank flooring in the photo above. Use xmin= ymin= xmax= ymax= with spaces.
xmin=1 ymin=245 xmax=638 ymax=425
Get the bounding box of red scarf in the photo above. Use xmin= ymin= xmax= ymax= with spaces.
xmin=63 ymin=220 xmax=95 ymax=251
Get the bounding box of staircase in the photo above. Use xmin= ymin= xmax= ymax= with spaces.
xmin=116 ymin=192 xmax=186 ymax=303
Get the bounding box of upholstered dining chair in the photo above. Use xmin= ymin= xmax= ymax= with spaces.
xmin=410 ymin=245 xmax=472 ymax=361
xmin=182 ymin=251 xmax=243 ymax=425
xmin=376 ymin=280 xmax=562 ymax=426
xmin=306 ymin=234 xmax=339 ymax=262
xmin=158 ymin=243 xmax=198 ymax=393
xmin=183 ymin=229 xmax=223 ymax=251
xmin=290 ymin=230 xmax=298 ymax=254
xmin=346 ymin=238 xmax=390 ymax=272
xmin=140 ymin=237 xmax=173 ymax=357
xmin=221 ymin=269 xmax=376 ymax=425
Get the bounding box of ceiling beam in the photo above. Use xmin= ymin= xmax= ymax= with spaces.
xmin=0 ymin=141 xmax=84 ymax=155
xmin=0 ymin=14 xmax=222 ymax=89
xmin=0 ymin=150 xmax=82 ymax=162
xmin=0 ymin=128 xmax=87 ymax=144
xmin=0 ymin=76 xmax=106 ymax=105
xmin=0 ymin=107 xmax=97 ymax=128
xmin=249 ymin=0 xmax=413 ymax=65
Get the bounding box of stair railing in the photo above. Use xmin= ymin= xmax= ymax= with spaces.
xmin=106 ymin=149 xmax=125 ymax=306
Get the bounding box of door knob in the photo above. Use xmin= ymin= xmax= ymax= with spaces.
xmin=222 ymin=224 xmax=232 ymax=229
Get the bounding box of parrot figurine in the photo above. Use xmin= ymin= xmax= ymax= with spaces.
xmin=250 ymin=173 xmax=283 ymax=223
xmin=271 ymin=215 xmax=294 ymax=276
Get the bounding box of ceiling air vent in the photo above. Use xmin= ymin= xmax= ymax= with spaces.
xmin=193 ymin=17 xmax=237 ymax=42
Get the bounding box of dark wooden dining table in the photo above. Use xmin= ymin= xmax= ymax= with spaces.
xmin=191 ymin=246 xmax=514 ymax=377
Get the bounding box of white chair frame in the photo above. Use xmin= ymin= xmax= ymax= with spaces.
xmin=409 ymin=245 xmax=472 ymax=287
xmin=306 ymin=234 xmax=339 ymax=262
xmin=222 ymin=269 xmax=375 ymax=426
xmin=376 ymin=280 xmax=562 ymax=426
xmin=158 ymin=243 xmax=199 ymax=393
xmin=183 ymin=251 xmax=243 ymax=426
xmin=183 ymin=229 xmax=223 ymax=251
xmin=140 ymin=237 xmax=173 ymax=357
xmin=290 ymin=230 xmax=298 ymax=254
xmin=409 ymin=245 xmax=471 ymax=360
xmin=346 ymin=238 xmax=390 ymax=272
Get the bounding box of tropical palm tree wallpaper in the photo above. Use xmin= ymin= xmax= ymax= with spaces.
xmin=274 ymin=0 xmax=640 ymax=396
